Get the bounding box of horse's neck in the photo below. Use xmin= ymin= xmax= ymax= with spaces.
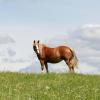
xmin=39 ymin=44 xmax=46 ymax=56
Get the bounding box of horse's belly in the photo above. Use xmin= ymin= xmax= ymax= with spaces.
xmin=47 ymin=58 xmax=62 ymax=63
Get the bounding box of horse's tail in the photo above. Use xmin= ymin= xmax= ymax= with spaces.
xmin=70 ymin=49 xmax=78 ymax=68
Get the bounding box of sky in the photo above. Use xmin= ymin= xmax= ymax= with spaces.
xmin=0 ymin=0 xmax=100 ymax=74
xmin=1 ymin=0 xmax=100 ymax=33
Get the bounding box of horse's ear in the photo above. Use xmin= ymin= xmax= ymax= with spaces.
xmin=34 ymin=40 xmax=35 ymax=43
xmin=37 ymin=40 xmax=40 ymax=43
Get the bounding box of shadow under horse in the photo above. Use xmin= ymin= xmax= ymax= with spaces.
xmin=33 ymin=40 xmax=78 ymax=73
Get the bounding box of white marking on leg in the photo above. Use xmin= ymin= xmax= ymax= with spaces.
xmin=41 ymin=66 xmax=46 ymax=74
xmin=41 ymin=70 xmax=45 ymax=74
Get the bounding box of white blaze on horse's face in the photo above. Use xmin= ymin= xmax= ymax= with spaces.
xmin=36 ymin=44 xmax=39 ymax=54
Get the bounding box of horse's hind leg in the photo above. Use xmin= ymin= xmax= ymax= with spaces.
xmin=65 ymin=60 xmax=74 ymax=73
xmin=65 ymin=60 xmax=71 ymax=72
xmin=71 ymin=66 xmax=74 ymax=73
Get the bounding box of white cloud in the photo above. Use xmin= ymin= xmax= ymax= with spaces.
xmin=0 ymin=62 xmax=30 ymax=72
xmin=0 ymin=33 xmax=15 ymax=44
xmin=76 ymin=62 xmax=98 ymax=74
xmin=0 ymin=33 xmax=32 ymax=72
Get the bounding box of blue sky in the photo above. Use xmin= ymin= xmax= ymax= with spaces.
xmin=0 ymin=0 xmax=100 ymax=34
xmin=0 ymin=0 xmax=100 ymax=74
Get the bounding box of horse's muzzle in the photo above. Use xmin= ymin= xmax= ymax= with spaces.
xmin=33 ymin=46 xmax=36 ymax=51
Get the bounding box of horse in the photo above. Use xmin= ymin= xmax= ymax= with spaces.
xmin=33 ymin=40 xmax=78 ymax=73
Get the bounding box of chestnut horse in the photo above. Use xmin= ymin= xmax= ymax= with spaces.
xmin=33 ymin=40 xmax=78 ymax=73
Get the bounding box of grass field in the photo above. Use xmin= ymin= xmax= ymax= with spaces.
xmin=0 ymin=72 xmax=100 ymax=100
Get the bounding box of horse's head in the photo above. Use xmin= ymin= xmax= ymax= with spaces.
xmin=33 ymin=40 xmax=41 ymax=54
xmin=33 ymin=40 xmax=40 ymax=54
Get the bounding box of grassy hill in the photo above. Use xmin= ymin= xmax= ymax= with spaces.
xmin=0 ymin=72 xmax=100 ymax=100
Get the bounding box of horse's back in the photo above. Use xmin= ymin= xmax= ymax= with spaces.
xmin=44 ymin=45 xmax=72 ymax=57
xmin=58 ymin=46 xmax=72 ymax=53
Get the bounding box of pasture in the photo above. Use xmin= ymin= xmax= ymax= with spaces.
xmin=0 ymin=72 xmax=100 ymax=100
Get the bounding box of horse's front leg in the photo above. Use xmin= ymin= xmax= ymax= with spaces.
xmin=45 ymin=62 xmax=49 ymax=73
xmin=39 ymin=60 xmax=45 ymax=73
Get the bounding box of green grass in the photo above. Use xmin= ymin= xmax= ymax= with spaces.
xmin=0 ymin=72 xmax=100 ymax=100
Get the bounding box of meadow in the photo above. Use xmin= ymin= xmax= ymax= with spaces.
xmin=0 ymin=72 xmax=100 ymax=100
